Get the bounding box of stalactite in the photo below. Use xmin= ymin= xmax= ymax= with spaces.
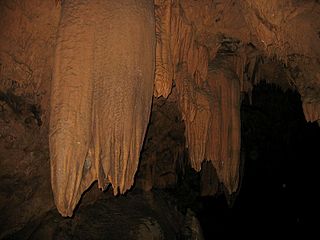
xmin=206 ymin=61 xmax=241 ymax=193
xmin=50 ymin=0 xmax=155 ymax=216
xmin=302 ymin=101 xmax=320 ymax=123
xmin=154 ymin=0 xmax=174 ymax=98
xmin=175 ymin=67 xmax=211 ymax=171
xmin=170 ymin=9 xmax=211 ymax=172
xmin=174 ymin=58 xmax=241 ymax=193
xmin=232 ymin=45 xmax=271 ymax=105
xmin=154 ymin=0 xmax=241 ymax=193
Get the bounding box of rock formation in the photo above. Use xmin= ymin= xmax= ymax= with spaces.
xmin=0 ymin=0 xmax=319 ymax=228
xmin=50 ymin=0 xmax=155 ymax=216
xmin=154 ymin=0 xmax=320 ymax=195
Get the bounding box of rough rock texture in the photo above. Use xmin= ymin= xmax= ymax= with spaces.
xmin=50 ymin=0 xmax=155 ymax=216
xmin=200 ymin=161 xmax=219 ymax=197
xmin=239 ymin=0 xmax=320 ymax=124
xmin=5 ymin=191 xmax=194 ymax=240
xmin=136 ymin=96 xmax=186 ymax=191
xmin=0 ymin=0 xmax=60 ymax=236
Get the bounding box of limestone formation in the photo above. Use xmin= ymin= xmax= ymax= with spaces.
xmin=49 ymin=0 xmax=155 ymax=216
xmin=0 ymin=0 xmax=319 ymax=221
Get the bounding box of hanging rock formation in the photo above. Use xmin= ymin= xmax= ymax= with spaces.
xmin=50 ymin=0 xmax=155 ymax=216
xmin=154 ymin=0 xmax=241 ymax=193
xmin=154 ymin=0 xmax=320 ymax=194
xmin=41 ymin=1 xmax=320 ymax=215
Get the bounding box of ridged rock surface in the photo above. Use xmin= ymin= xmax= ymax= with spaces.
xmin=154 ymin=0 xmax=241 ymax=193
xmin=50 ymin=0 xmax=155 ymax=216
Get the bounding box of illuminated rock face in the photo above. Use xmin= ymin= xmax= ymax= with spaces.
xmin=49 ymin=0 xmax=155 ymax=216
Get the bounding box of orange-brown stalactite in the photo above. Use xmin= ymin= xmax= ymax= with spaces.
xmin=303 ymin=101 xmax=320 ymax=123
xmin=174 ymin=60 xmax=241 ymax=193
xmin=50 ymin=0 xmax=155 ymax=216
xmin=175 ymin=65 xmax=211 ymax=172
xmin=155 ymin=0 xmax=241 ymax=193
xmin=206 ymin=60 xmax=241 ymax=193
xmin=154 ymin=0 xmax=174 ymax=98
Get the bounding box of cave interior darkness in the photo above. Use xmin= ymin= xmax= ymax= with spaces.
xmin=1 ymin=0 xmax=320 ymax=239
xmin=186 ymin=82 xmax=320 ymax=236
xmin=140 ymin=81 xmax=320 ymax=237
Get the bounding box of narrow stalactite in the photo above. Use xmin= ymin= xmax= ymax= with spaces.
xmin=206 ymin=60 xmax=241 ymax=193
xmin=302 ymin=101 xmax=320 ymax=123
xmin=154 ymin=0 xmax=174 ymax=98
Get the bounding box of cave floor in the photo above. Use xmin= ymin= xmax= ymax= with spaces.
xmin=4 ymin=190 xmax=184 ymax=240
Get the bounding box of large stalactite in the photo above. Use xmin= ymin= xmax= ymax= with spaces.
xmin=50 ymin=0 xmax=155 ymax=216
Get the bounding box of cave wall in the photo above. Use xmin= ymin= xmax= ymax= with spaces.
xmin=0 ymin=0 xmax=60 ymax=235
xmin=239 ymin=0 xmax=320 ymax=123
